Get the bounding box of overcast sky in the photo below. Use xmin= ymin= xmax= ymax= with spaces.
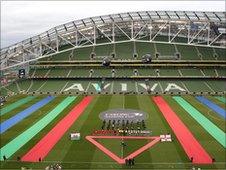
xmin=1 ymin=1 xmax=225 ymax=48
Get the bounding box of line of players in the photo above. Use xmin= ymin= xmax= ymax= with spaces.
xmin=101 ymin=119 xmax=146 ymax=131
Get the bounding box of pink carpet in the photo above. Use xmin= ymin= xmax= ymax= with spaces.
xmin=21 ymin=96 xmax=93 ymax=162
xmin=152 ymin=96 xmax=212 ymax=164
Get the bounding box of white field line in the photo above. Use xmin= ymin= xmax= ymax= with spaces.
xmin=207 ymin=109 xmax=222 ymax=121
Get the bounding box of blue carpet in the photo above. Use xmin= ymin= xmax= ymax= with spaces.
xmin=196 ymin=96 xmax=226 ymax=119
xmin=0 ymin=96 xmax=55 ymax=134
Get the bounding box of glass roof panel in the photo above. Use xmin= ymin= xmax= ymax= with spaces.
xmin=205 ymin=12 xmax=215 ymax=17
xmin=148 ymin=11 xmax=158 ymax=16
xmin=120 ymin=13 xmax=129 ymax=18
xmin=83 ymin=18 xmax=92 ymax=24
xmin=111 ymin=14 xmax=122 ymax=21
xmin=74 ymin=20 xmax=84 ymax=27
xmin=101 ymin=15 xmax=112 ymax=22
xmin=147 ymin=11 xmax=159 ymax=19
xmin=140 ymin=14 xmax=150 ymax=20
xmin=215 ymin=12 xmax=225 ymax=17
xmin=157 ymin=11 xmax=166 ymax=15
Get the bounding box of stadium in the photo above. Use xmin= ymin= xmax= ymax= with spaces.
xmin=0 ymin=10 xmax=225 ymax=169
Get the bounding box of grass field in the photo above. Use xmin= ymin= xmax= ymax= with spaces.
xmin=0 ymin=94 xmax=225 ymax=170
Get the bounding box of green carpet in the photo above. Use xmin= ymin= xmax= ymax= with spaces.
xmin=173 ymin=96 xmax=226 ymax=148
xmin=0 ymin=96 xmax=36 ymax=116
xmin=215 ymin=96 xmax=226 ymax=104
xmin=0 ymin=96 xmax=76 ymax=160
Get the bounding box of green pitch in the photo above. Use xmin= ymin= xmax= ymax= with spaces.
xmin=0 ymin=95 xmax=225 ymax=169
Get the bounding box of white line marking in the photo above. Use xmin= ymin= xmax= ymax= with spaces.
xmin=135 ymin=81 xmax=138 ymax=93
xmin=110 ymin=81 xmax=114 ymax=94
xmin=35 ymin=81 xmax=47 ymax=92
xmin=60 ymin=82 xmax=69 ymax=93
xmin=66 ymin=69 xmax=72 ymax=78
xmin=204 ymin=82 xmax=215 ymax=93
xmin=207 ymin=109 xmax=222 ymax=121
xmin=181 ymin=82 xmax=190 ymax=93
xmin=15 ymin=81 xmax=21 ymax=92
xmin=26 ymin=80 xmax=34 ymax=93
xmin=85 ymin=82 xmax=91 ymax=92
xmin=158 ymin=81 xmax=164 ymax=93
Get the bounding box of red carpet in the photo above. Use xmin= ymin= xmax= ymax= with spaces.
xmin=21 ymin=96 xmax=93 ymax=162
xmin=152 ymin=96 xmax=212 ymax=164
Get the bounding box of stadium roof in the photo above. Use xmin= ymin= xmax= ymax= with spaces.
xmin=1 ymin=11 xmax=225 ymax=50
xmin=1 ymin=11 xmax=226 ymax=70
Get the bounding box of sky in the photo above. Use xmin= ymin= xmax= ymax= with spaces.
xmin=1 ymin=1 xmax=225 ymax=48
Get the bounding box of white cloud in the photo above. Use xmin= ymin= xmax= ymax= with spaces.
xmin=1 ymin=1 xmax=225 ymax=48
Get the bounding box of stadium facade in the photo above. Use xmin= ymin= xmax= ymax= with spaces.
xmin=0 ymin=11 xmax=225 ymax=96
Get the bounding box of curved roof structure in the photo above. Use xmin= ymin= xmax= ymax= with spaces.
xmin=1 ymin=11 xmax=226 ymax=70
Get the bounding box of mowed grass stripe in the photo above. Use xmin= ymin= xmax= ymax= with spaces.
xmin=183 ymin=96 xmax=225 ymax=132
xmin=0 ymin=96 xmax=46 ymax=123
xmin=0 ymin=96 xmax=67 ymax=148
xmin=0 ymin=96 xmax=55 ymax=134
xmin=90 ymin=95 xmax=124 ymax=169
xmin=140 ymin=95 xmax=188 ymax=169
xmin=61 ymin=96 xmax=113 ymax=170
xmin=215 ymin=96 xmax=226 ymax=104
xmin=22 ymin=96 xmax=93 ymax=162
xmin=164 ymin=96 xmax=223 ymax=169
xmin=173 ymin=96 xmax=226 ymax=148
xmin=153 ymin=96 xmax=212 ymax=164
xmin=196 ymin=96 xmax=226 ymax=119
xmin=1 ymin=94 xmax=28 ymax=107
xmin=206 ymin=96 xmax=225 ymax=109
xmin=3 ymin=96 xmax=83 ymax=170
xmin=125 ymin=95 xmax=154 ymax=165
xmin=0 ymin=96 xmax=36 ymax=116
xmin=0 ymin=96 xmax=76 ymax=160
xmin=43 ymin=96 xmax=98 ymax=165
